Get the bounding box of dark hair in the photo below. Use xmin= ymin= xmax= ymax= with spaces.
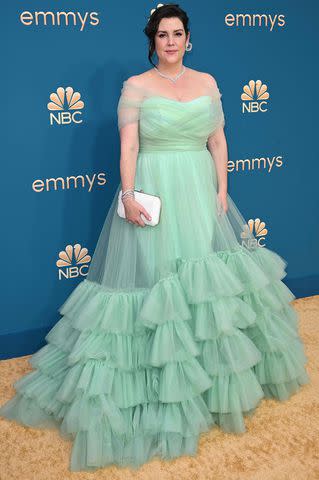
xmin=143 ymin=3 xmax=190 ymax=68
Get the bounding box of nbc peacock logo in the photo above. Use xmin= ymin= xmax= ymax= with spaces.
xmin=47 ymin=87 xmax=85 ymax=126
xmin=240 ymin=218 xmax=268 ymax=248
xmin=241 ymin=80 xmax=269 ymax=114
xmin=56 ymin=243 xmax=91 ymax=280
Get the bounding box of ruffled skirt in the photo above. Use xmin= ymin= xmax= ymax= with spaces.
xmin=0 ymin=149 xmax=310 ymax=471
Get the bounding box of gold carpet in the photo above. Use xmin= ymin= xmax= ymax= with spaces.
xmin=0 ymin=295 xmax=318 ymax=480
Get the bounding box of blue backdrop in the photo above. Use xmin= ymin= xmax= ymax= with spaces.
xmin=1 ymin=0 xmax=318 ymax=359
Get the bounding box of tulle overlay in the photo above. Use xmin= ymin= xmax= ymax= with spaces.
xmin=0 ymin=80 xmax=309 ymax=471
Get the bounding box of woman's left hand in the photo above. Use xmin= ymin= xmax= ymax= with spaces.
xmin=217 ymin=191 xmax=228 ymax=215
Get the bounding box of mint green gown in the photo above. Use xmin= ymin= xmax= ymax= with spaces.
xmin=0 ymin=78 xmax=310 ymax=471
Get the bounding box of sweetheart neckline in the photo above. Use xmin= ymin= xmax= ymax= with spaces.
xmin=142 ymin=95 xmax=212 ymax=105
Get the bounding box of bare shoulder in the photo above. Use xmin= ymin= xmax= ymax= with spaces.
xmin=124 ymin=74 xmax=141 ymax=87
xmin=200 ymin=72 xmax=218 ymax=88
xmin=186 ymin=67 xmax=218 ymax=88
xmin=126 ymin=69 xmax=154 ymax=86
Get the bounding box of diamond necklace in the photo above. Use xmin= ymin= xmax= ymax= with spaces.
xmin=153 ymin=65 xmax=186 ymax=83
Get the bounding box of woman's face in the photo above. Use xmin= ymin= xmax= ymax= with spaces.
xmin=154 ymin=17 xmax=190 ymax=65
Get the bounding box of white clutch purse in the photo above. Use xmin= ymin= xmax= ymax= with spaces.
xmin=117 ymin=189 xmax=162 ymax=227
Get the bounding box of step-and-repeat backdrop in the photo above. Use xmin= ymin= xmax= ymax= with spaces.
xmin=1 ymin=1 xmax=318 ymax=358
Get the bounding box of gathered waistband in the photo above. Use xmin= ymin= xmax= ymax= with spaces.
xmin=139 ymin=145 xmax=208 ymax=153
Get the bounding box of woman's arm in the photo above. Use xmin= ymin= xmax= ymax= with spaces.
xmin=119 ymin=114 xmax=151 ymax=226
xmin=117 ymin=75 xmax=142 ymax=191
xmin=203 ymin=72 xmax=229 ymax=213
xmin=202 ymin=72 xmax=228 ymax=195
xmin=207 ymin=127 xmax=228 ymax=196
xmin=119 ymin=121 xmax=139 ymax=191
xmin=117 ymin=76 xmax=151 ymax=226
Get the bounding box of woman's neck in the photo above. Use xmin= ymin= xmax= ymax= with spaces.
xmin=155 ymin=62 xmax=185 ymax=77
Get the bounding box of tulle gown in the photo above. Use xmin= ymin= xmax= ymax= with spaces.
xmin=0 ymin=77 xmax=310 ymax=471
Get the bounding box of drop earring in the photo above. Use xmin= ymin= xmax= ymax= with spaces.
xmin=186 ymin=41 xmax=192 ymax=52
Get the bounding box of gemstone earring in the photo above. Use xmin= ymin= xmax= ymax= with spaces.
xmin=186 ymin=42 xmax=192 ymax=52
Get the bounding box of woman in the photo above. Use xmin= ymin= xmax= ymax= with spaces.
xmin=0 ymin=3 xmax=310 ymax=472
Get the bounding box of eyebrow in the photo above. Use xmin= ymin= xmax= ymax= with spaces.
xmin=157 ymin=29 xmax=183 ymax=33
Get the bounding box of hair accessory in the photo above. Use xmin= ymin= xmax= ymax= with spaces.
xmin=149 ymin=3 xmax=165 ymax=18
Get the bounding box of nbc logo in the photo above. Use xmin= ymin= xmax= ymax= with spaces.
xmin=56 ymin=243 xmax=91 ymax=280
xmin=47 ymin=87 xmax=84 ymax=125
xmin=240 ymin=218 xmax=268 ymax=248
xmin=241 ymin=80 xmax=269 ymax=113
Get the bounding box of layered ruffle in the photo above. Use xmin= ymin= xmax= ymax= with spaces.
xmin=0 ymin=244 xmax=309 ymax=471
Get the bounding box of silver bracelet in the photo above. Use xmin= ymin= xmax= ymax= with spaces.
xmin=122 ymin=188 xmax=134 ymax=195
xmin=122 ymin=188 xmax=134 ymax=194
xmin=122 ymin=189 xmax=134 ymax=198
xmin=122 ymin=188 xmax=135 ymax=202
xmin=122 ymin=194 xmax=134 ymax=203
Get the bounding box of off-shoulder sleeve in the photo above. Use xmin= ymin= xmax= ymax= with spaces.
xmin=117 ymin=78 xmax=144 ymax=130
xmin=207 ymin=79 xmax=225 ymax=138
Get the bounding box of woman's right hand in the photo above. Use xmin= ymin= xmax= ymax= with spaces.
xmin=123 ymin=197 xmax=152 ymax=227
